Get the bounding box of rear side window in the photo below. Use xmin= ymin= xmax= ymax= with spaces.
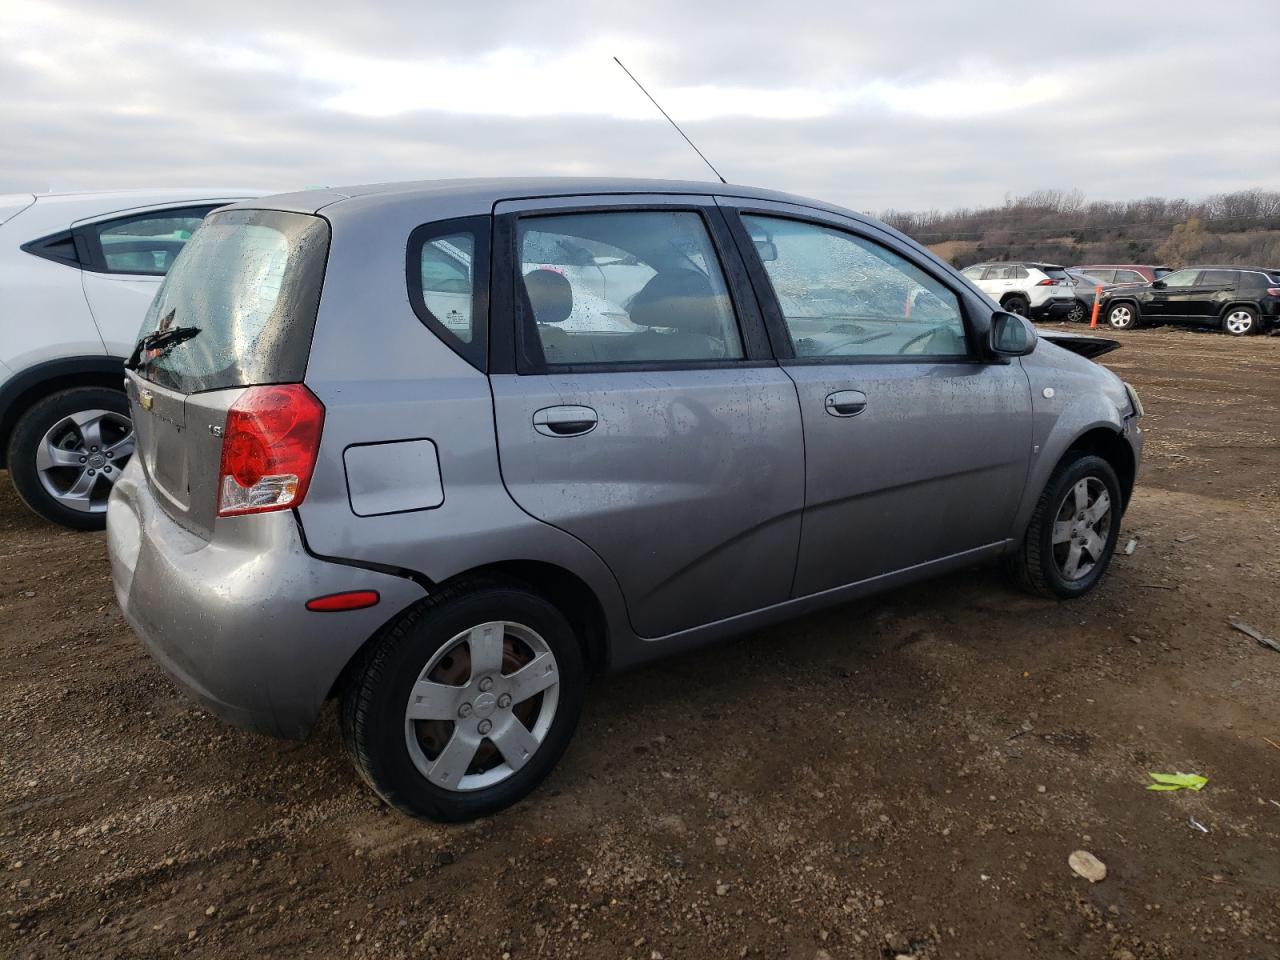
xmin=741 ymin=214 xmax=969 ymax=359
xmin=83 ymin=206 xmax=217 ymax=275
xmin=135 ymin=209 xmax=329 ymax=394
xmin=1114 ymin=269 xmax=1144 ymax=283
xmin=515 ymin=210 xmax=743 ymax=368
xmin=408 ymin=216 xmax=490 ymax=369
xmin=1012 ymin=265 xmax=1029 ymax=279
xmin=1198 ymin=269 xmax=1236 ymax=287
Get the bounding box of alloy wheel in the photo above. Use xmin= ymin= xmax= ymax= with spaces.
xmin=1051 ymin=477 xmax=1112 ymax=581
xmin=404 ymin=621 xmax=560 ymax=792
xmin=1224 ymin=310 xmax=1254 ymax=335
xmin=1108 ymin=306 xmax=1133 ymax=329
xmin=35 ymin=409 xmax=135 ymax=514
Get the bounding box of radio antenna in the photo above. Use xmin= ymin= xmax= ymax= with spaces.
xmin=613 ymin=56 xmax=727 ymax=185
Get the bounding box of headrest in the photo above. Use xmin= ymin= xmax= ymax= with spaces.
xmin=524 ymin=269 xmax=573 ymax=325
xmin=629 ymin=270 xmax=725 ymax=338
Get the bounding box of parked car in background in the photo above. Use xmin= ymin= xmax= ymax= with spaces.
xmin=0 ymin=189 xmax=262 ymax=528
xmin=1098 ymin=265 xmax=1280 ymax=334
xmin=108 ymin=178 xmax=1144 ymax=822
xmin=960 ymin=261 xmax=1077 ymax=321
xmin=1073 ymin=264 xmax=1171 ymax=285
xmin=1065 ymin=269 xmax=1111 ymax=323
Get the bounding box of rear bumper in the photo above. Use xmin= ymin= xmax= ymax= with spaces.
xmin=107 ymin=462 xmax=427 ymax=738
xmin=1030 ymin=297 xmax=1078 ymax=321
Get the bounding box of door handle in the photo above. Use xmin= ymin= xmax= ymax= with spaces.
xmin=533 ymin=405 xmax=598 ymax=437
xmin=824 ymin=390 xmax=867 ymax=418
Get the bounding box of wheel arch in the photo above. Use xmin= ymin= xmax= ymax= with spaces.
xmin=327 ymin=559 xmax=610 ymax=703
xmin=1217 ymin=300 xmax=1260 ymax=320
xmin=0 ymin=356 xmax=126 ymax=468
xmin=1054 ymin=426 xmax=1137 ymax=509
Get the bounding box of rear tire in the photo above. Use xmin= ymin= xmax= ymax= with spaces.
xmin=1003 ymin=295 xmax=1030 ymax=316
xmin=340 ymin=582 xmax=585 ymax=822
xmin=1067 ymin=300 xmax=1087 ymax=324
xmin=1005 ymin=454 xmax=1123 ymax=599
xmin=1222 ymin=306 xmax=1258 ymax=336
xmin=6 ymin=386 xmax=133 ymax=531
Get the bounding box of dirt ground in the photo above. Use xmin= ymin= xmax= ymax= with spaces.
xmin=2 ymin=325 xmax=1278 ymax=960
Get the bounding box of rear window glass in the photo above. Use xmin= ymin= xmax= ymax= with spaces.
xmin=1042 ymin=267 xmax=1070 ymax=280
xmin=135 ymin=209 xmax=329 ymax=394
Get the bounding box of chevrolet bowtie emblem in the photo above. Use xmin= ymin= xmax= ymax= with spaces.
xmin=140 ymin=390 xmax=154 ymax=411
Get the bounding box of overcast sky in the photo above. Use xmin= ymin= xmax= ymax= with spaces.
xmin=2 ymin=0 xmax=1276 ymax=212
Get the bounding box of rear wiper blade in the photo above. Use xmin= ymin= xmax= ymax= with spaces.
xmin=125 ymin=321 xmax=201 ymax=371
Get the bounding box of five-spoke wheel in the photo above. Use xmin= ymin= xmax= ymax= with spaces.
xmin=342 ymin=584 xmax=584 ymax=822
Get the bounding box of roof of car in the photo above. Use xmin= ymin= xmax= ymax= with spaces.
xmin=1189 ymin=264 xmax=1279 ymax=273
xmin=233 ymin=177 xmax=860 ymax=221
xmin=1075 ymin=263 xmax=1168 ymax=269
xmin=969 ymin=261 xmax=1065 ymax=269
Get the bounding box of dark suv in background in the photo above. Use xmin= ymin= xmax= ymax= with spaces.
xmin=1099 ymin=266 xmax=1280 ymax=335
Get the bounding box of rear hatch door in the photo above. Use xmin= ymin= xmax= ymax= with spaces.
xmin=125 ymin=207 xmax=330 ymax=538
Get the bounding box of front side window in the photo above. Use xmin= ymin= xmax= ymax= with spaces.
xmin=1161 ymin=269 xmax=1199 ymax=287
xmin=985 ymin=264 xmax=1013 ymax=280
xmin=741 ymin=215 xmax=969 ymax=359
xmin=961 ymin=265 xmax=985 ymax=280
xmin=516 ymin=210 xmax=743 ymax=367
xmin=88 ymin=207 xmax=216 ymax=275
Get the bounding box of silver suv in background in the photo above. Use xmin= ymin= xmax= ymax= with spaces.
xmin=961 ymin=261 xmax=1077 ymax=321
xmin=108 ymin=179 xmax=1143 ymax=822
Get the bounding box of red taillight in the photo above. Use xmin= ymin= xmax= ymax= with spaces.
xmin=218 ymin=385 xmax=324 ymax=517
xmin=1267 ymin=287 xmax=1280 ymax=297
xmin=1036 ymin=278 xmax=1058 ymax=286
xmin=306 ymin=590 xmax=379 ymax=612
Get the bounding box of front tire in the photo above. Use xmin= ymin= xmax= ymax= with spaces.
xmin=6 ymin=386 xmax=134 ymax=531
xmin=341 ymin=583 xmax=585 ymax=822
xmin=1006 ymin=454 xmax=1123 ymax=599
xmin=1107 ymin=303 xmax=1138 ymax=330
xmin=1222 ymin=306 xmax=1258 ymax=336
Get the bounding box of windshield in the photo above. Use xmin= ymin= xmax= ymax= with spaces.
xmin=136 ymin=209 xmax=329 ymax=394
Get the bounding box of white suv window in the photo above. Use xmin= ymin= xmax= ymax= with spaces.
xmin=88 ymin=207 xmax=217 ymax=275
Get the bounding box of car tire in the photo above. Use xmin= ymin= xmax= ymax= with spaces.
xmin=1003 ymin=295 xmax=1030 ymax=316
xmin=1005 ymin=454 xmax=1123 ymax=600
xmin=1222 ymin=306 xmax=1258 ymax=336
xmin=1067 ymin=300 xmax=1087 ymax=324
xmin=1107 ymin=303 xmax=1138 ymax=330
xmin=340 ymin=581 xmax=585 ymax=822
xmin=5 ymin=386 xmax=134 ymax=531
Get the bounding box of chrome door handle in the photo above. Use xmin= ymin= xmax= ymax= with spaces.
xmin=533 ymin=405 xmax=598 ymax=437
xmin=824 ymin=390 xmax=867 ymax=418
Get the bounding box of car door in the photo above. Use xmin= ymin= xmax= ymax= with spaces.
xmin=723 ymin=201 xmax=1033 ymax=597
xmin=1144 ymin=268 xmax=1198 ymax=320
xmin=488 ymin=195 xmax=805 ymax=638
xmin=72 ymin=205 xmax=222 ymax=354
xmin=1192 ymin=269 xmax=1238 ymax=318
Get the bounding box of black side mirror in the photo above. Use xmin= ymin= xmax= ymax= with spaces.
xmin=988 ymin=311 xmax=1037 ymax=358
xmin=1151 ymin=279 xmax=1166 ymax=289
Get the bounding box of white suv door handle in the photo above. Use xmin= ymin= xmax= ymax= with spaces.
xmin=533 ymin=405 xmax=598 ymax=437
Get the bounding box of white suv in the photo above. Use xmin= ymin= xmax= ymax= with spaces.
xmin=961 ymin=261 xmax=1077 ymax=321
xmin=0 ymin=190 xmax=261 ymax=528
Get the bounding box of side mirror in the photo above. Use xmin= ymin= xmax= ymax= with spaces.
xmin=988 ymin=311 xmax=1037 ymax=358
xmin=1151 ymin=279 xmax=1166 ymax=289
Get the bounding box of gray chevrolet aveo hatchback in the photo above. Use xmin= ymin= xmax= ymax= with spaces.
xmin=107 ymin=178 xmax=1143 ymax=821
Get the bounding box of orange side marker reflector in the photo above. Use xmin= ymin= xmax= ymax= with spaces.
xmin=306 ymin=590 xmax=380 ymax=612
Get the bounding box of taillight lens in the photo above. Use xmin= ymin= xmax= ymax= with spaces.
xmin=1036 ymin=278 xmax=1058 ymax=286
xmin=218 ymin=385 xmax=324 ymax=517
xmin=1267 ymin=287 xmax=1280 ymax=297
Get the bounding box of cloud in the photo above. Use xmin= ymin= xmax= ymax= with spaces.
xmin=0 ymin=0 xmax=1276 ymax=211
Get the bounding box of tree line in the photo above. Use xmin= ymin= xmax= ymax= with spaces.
xmin=877 ymin=189 xmax=1280 ymax=268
